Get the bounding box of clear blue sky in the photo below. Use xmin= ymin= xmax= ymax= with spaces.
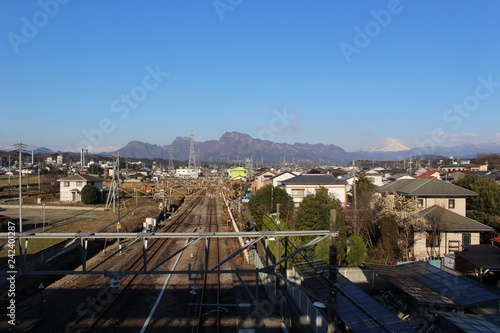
xmin=1 ymin=0 xmax=500 ymax=153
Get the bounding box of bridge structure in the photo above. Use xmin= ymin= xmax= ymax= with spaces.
xmin=1 ymin=230 xmax=337 ymax=277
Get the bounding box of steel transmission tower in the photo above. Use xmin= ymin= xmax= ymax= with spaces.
xmin=168 ymin=144 xmax=174 ymax=174
xmin=188 ymin=130 xmax=196 ymax=169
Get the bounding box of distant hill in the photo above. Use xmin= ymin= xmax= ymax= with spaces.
xmin=114 ymin=131 xmax=349 ymax=163
xmin=110 ymin=131 xmax=500 ymax=163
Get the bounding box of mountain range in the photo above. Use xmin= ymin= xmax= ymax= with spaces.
xmin=107 ymin=132 xmax=500 ymax=163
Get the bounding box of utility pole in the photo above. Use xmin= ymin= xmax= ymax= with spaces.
xmin=8 ymin=155 xmax=11 ymax=197
xmin=352 ymin=160 xmax=357 ymax=210
xmin=38 ymin=159 xmax=41 ymax=193
xmin=15 ymin=142 xmax=24 ymax=233
xmin=328 ymin=209 xmax=338 ymax=332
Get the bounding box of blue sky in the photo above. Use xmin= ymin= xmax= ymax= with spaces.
xmin=1 ymin=0 xmax=500 ymax=153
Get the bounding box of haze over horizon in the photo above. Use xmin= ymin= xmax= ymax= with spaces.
xmin=1 ymin=1 xmax=500 ymax=153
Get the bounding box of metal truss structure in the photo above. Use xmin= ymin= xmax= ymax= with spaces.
xmin=0 ymin=230 xmax=337 ymax=276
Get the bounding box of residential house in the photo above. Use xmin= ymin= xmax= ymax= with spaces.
xmin=270 ymin=171 xmax=297 ymax=188
xmin=414 ymin=205 xmax=493 ymax=259
xmin=440 ymin=162 xmax=488 ymax=172
xmin=441 ymin=171 xmax=470 ymax=182
xmin=250 ymin=170 xmax=276 ymax=193
xmin=57 ymin=174 xmax=104 ymax=202
xmin=376 ymin=178 xmax=491 ymax=259
xmin=228 ymin=167 xmax=247 ymax=180
xmin=365 ymin=169 xmax=384 ymax=186
xmin=375 ymin=177 xmax=477 ymax=216
xmin=281 ymin=174 xmax=347 ymax=207
xmin=415 ymin=170 xmax=441 ymax=179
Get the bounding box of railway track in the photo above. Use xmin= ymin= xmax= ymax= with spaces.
xmin=191 ymin=193 xmax=222 ymax=332
xmin=65 ymin=188 xmax=208 ymax=332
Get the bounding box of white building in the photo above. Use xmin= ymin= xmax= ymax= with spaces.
xmin=271 ymin=171 xmax=298 ymax=187
xmin=175 ymin=168 xmax=199 ymax=179
xmin=375 ymin=178 xmax=491 ymax=259
xmin=57 ymin=174 xmax=104 ymax=202
xmin=281 ymin=174 xmax=347 ymax=207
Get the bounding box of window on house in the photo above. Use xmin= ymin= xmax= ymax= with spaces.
xmin=64 ymin=182 xmax=70 ymax=187
xmin=417 ymin=199 xmax=424 ymax=208
xmin=76 ymin=182 xmax=82 ymax=186
xmin=291 ymin=189 xmax=305 ymax=198
xmin=448 ymin=199 xmax=455 ymax=209
xmin=462 ymin=233 xmax=471 ymax=246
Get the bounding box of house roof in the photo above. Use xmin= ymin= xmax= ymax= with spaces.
xmin=281 ymin=174 xmax=346 ymax=185
xmin=293 ymin=261 xmax=415 ymax=332
xmin=270 ymin=171 xmax=296 ymax=179
xmin=365 ymin=261 xmax=500 ymax=308
xmin=455 ymin=244 xmax=500 ymax=269
xmin=420 ymin=205 xmax=494 ymax=232
xmin=415 ymin=170 xmax=440 ymax=178
xmin=253 ymin=169 xmax=275 ymax=177
xmin=376 ymin=178 xmax=478 ymax=197
xmin=57 ymin=174 xmax=104 ymax=182
xmin=437 ymin=312 xmax=500 ymax=332
xmin=386 ymin=173 xmax=415 ymax=180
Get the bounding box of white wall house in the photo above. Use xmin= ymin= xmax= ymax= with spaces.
xmin=271 ymin=171 xmax=298 ymax=188
xmin=281 ymin=174 xmax=347 ymax=207
xmin=375 ymin=178 xmax=491 ymax=259
xmin=413 ymin=205 xmax=492 ymax=260
xmin=57 ymin=174 xmax=104 ymax=202
xmin=365 ymin=170 xmax=384 ymax=187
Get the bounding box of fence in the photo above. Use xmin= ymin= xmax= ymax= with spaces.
xmin=287 ymin=276 xmax=328 ymax=333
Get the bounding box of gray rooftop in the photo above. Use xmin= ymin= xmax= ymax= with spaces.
xmin=57 ymin=174 xmax=104 ymax=182
xmin=376 ymin=178 xmax=478 ymax=197
xmin=456 ymin=244 xmax=500 ymax=270
xmin=420 ymin=205 xmax=494 ymax=232
xmin=365 ymin=261 xmax=500 ymax=308
xmin=281 ymin=174 xmax=346 ymax=185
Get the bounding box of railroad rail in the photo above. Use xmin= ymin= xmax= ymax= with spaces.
xmin=192 ymin=194 xmax=222 ymax=332
xmin=65 ymin=188 xmax=208 ymax=332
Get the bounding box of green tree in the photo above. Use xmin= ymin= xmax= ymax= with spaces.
xmin=80 ymin=184 xmax=101 ymax=204
xmin=87 ymin=164 xmax=103 ymax=176
xmin=353 ymin=173 xmax=376 ymax=209
xmin=377 ymin=215 xmax=400 ymax=264
xmin=346 ymin=234 xmax=366 ymax=267
xmin=296 ymin=187 xmax=347 ymax=264
xmin=248 ymin=185 xmax=294 ymax=227
xmin=453 ymin=175 xmax=500 ymax=216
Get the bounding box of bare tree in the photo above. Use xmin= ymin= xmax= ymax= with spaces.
xmin=377 ymin=194 xmax=428 ymax=261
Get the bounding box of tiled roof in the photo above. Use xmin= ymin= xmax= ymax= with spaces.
xmin=420 ymin=205 xmax=493 ymax=232
xmin=376 ymin=178 xmax=478 ymax=197
xmin=281 ymin=174 xmax=346 ymax=185
xmin=415 ymin=170 xmax=440 ymax=178
xmin=57 ymin=174 xmax=104 ymax=182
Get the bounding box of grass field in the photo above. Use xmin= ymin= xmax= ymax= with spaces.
xmin=0 ymin=198 xmax=161 ymax=259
